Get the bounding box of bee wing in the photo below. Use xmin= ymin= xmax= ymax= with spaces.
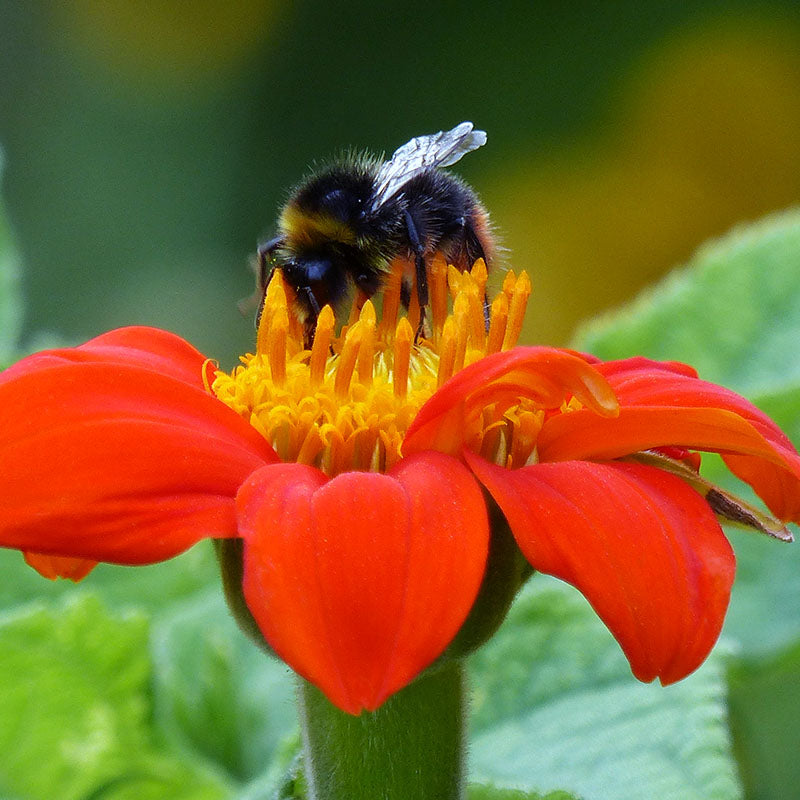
xmin=371 ymin=122 xmax=487 ymax=210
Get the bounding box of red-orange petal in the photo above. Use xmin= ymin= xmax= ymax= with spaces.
xmin=0 ymin=325 xmax=215 ymax=387
xmin=237 ymin=451 xmax=489 ymax=715
xmin=23 ymin=552 xmax=98 ymax=582
xmin=0 ymin=327 xmax=278 ymax=565
xmin=597 ymin=356 xmax=699 ymax=380
xmin=541 ymin=359 xmax=800 ymax=522
xmin=603 ymin=359 xmax=800 ymax=522
xmin=466 ymin=453 xmax=736 ymax=684
xmin=403 ymin=347 xmax=618 ymax=457
xmin=539 ymin=406 xmax=780 ymax=462
xmin=598 ymin=358 xmax=794 ymax=454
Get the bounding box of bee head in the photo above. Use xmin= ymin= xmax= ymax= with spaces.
xmin=281 ymin=251 xmax=348 ymax=316
xmin=283 ymin=255 xmax=334 ymax=287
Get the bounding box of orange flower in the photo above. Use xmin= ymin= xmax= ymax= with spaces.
xmin=1 ymin=260 xmax=797 ymax=714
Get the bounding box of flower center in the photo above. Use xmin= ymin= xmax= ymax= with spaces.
xmin=210 ymin=257 xmax=532 ymax=476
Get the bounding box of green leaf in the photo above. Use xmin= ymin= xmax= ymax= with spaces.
xmin=0 ymin=594 xmax=232 ymax=800
xmin=0 ymin=541 xmax=220 ymax=614
xmin=150 ymin=591 xmax=297 ymax=784
xmin=718 ymin=522 xmax=800 ymax=657
xmin=469 ymin=580 xmax=741 ymax=800
xmin=572 ymin=211 xmax=800 ymax=659
xmin=728 ymin=639 xmax=800 ymax=800
xmin=233 ymin=752 xmax=305 ymax=800
xmin=0 ymin=152 xmax=24 ymax=366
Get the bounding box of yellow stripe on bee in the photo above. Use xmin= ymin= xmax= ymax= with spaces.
xmin=280 ymin=205 xmax=358 ymax=246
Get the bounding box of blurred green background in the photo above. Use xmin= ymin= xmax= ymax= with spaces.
xmin=2 ymin=5 xmax=800 ymax=799
xmin=1 ymin=1 xmax=799 ymax=365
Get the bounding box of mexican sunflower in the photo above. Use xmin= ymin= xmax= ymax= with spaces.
xmin=1 ymin=259 xmax=797 ymax=716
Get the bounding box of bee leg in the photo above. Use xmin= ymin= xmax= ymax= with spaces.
xmin=298 ymin=285 xmax=322 ymax=348
xmin=403 ymin=210 xmax=429 ymax=341
xmin=300 ymin=285 xmax=322 ymax=319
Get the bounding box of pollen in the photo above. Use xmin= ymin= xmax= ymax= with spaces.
xmin=211 ymin=262 xmax=533 ymax=477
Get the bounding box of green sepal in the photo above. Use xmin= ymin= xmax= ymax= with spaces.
xmin=444 ymin=491 xmax=533 ymax=660
xmin=213 ymin=538 xmax=276 ymax=657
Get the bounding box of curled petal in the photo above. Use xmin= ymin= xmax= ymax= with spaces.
xmin=0 ymin=330 xmax=277 ymax=564
xmin=597 ymin=356 xmax=699 ymax=380
xmin=466 ymin=454 xmax=735 ymax=684
xmin=542 ymin=359 xmax=800 ymax=522
xmin=237 ymin=452 xmax=489 ymax=714
xmin=598 ymin=358 xmax=794 ymax=455
xmin=607 ymin=361 xmax=800 ymax=522
xmin=722 ymin=452 xmax=800 ymax=525
xmin=404 ymin=347 xmax=618 ymax=457
xmin=539 ymin=406 xmax=782 ymax=462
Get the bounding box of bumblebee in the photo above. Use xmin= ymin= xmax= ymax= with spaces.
xmin=255 ymin=122 xmax=493 ymax=336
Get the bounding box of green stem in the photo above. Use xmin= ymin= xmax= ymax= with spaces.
xmin=298 ymin=661 xmax=467 ymax=800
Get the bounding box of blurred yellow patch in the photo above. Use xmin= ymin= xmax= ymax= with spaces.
xmin=487 ymin=14 xmax=800 ymax=345
xmin=51 ymin=0 xmax=278 ymax=95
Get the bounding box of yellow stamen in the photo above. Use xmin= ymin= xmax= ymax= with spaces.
xmin=501 ymin=269 xmax=516 ymax=298
xmin=429 ymin=254 xmax=449 ymax=341
xmin=356 ymin=301 xmax=377 ymax=385
xmin=285 ymin=287 xmax=305 ymax=351
xmin=508 ymin=406 xmax=543 ymax=467
xmin=465 ymin=272 xmax=486 ymax=351
xmin=452 ymin=293 xmax=470 ymax=374
xmin=393 ymin=317 xmax=413 ymax=399
xmin=486 ymin=292 xmax=508 ymax=354
xmin=320 ymin=424 xmax=346 ymax=476
xmin=256 ymin=273 xmax=288 ymax=356
xmin=470 ymin=259 xmax=488 ymax=302
xmin=379 ymin=261 xmax=403 ymax=339
xmin=447 ymin=264 xmax=464 ymax=302
xmin=310 ymin=305 xmax=335 ymax=387
xmin=334 ymin=321 xmax=362 ymax=398
xmin=212 ymin=261 xmax=545 ymax=478
xmin=502 ymin=271 xmax=532 ymax=351
xmin=296 ymin=426 xmax=325 ymax=465
xmin=201 ymin=358 xmax=217 ymax=393
xmin=267 ymin=308 xmax=288 ymax=385
xmin=437 ymin=316 xmax=457 ymax=387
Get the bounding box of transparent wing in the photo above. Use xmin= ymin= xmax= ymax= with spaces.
xmin=371 ymin=122 xmax=487 ymax=211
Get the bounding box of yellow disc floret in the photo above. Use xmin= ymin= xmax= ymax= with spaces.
xmin=211 ymin=256 xmax=532 ymax=477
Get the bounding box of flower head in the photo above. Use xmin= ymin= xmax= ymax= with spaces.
xmin=1 ymin=259 xmax=798 ymax=714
